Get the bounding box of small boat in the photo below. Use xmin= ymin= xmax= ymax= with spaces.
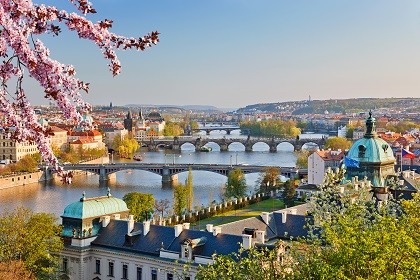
xmin=199 ymin=146 xmax=212 ymax=152
xmin=133 ymin=154 xmax=143 ymax=161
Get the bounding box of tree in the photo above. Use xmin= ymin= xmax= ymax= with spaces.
xmin=257 ymin=166 xmax=280 ymax=193
xmin=123 ymin=192 xmax=155 ymax=221
xmin=295 ymin=150 xmax=311 ymax=168
xmin=186 ymin=168 xmax=194 ymax=212
xmin=0 ymin=260 xmax=36 ymax=280
xmin=173 ymin=184 xmax=188 ymax=216
xmin=224 ymin=168 xmax=247 ymax=199
xmin=282 ymin=179 xmax=296 ymax=207
xmin=113 ymin=135 xmax=140 ymax=159
xmin=154 ymin=199 xmax=170 ymax=219
xmin=0 ymin=1 xmax=158 ymax=178
xmin=325 ymin=136 xmax=352 ymax=151
xmin=163 ymin=121 xmax=184 ymax=136
xmin=0 ymin=208 xmax=63 ymax=279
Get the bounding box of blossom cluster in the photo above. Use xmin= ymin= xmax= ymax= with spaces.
xmin=0 ymin=0 xmax=158 ymax=180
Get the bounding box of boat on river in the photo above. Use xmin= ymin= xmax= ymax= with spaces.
xmin=133 ymin=154 xmax=143 ymax=161
xmin=199 ymin=146 xmax=212 ymax=152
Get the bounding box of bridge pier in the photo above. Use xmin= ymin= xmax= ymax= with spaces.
xmin=162 ymin=166 xmax=179 ymax=187
xmin=99 ymin=166 xmax=108 ymax=181
xmin=220 ymin=143 xmax=229 ymax=152
xmin=245 ymin=143 xmax=253 ymax=152
xmin=269 ymin=143 xmax=277 ymax=153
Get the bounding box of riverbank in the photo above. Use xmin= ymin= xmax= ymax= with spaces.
xmin=0 ymin=156 xmax=109 ymax=190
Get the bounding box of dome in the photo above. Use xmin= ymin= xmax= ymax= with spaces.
xmin=347 ymin=112 xmax=395 ymax=164
xmin=62 ymin=192 xmax=129 ymax=219
xmin=345 ymin=111 xmax=396 ymax=187
xmin=147 ymin=111 xmax=164 ymax=121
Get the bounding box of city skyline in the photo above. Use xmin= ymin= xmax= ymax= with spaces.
xmin=30 ymin=0 xmax=420 ymax=108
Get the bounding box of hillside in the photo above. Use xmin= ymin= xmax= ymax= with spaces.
xmin=236 ymin=98 xmax=420 ymax=115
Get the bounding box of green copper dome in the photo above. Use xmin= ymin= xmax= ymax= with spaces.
xmin=346 ymin=111 xmax=396 ymax=187
xmin=62 ymin=191 xmax=129 ymax=219
xmin=347 ymin=112 xmax=395 ymax=163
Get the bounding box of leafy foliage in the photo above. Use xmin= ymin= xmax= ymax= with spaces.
xmin=257 ymin=166 xmax=280 ymax=193
xmin=173 ymin=184 xmax=188 ymax=216
xmin=0 ymin=260 xmax=36 ymax=280
xmin=0 ymin=208 xmax=63 ymax=279
xmin=295 ymin=150 xmax=311 ymax=168
xmin=225 ymin=168 xmax=248 ymax=199
xmin=112 ymin=135 xmax=139 ymax=159
xmin=163 ymin=121 xmax=184 ymax=136
xmin=123 ymin=192 xmax=155 ymax=221
xmin=186 ymin=168 xmax=194 ymax=212
xmin=240 ymin=120 xmax=301 ymax=138
xmin=325 ymin=136 xmax=352 ymax=151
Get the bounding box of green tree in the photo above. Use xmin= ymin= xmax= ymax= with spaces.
xmin=257 ymin=166 xmax=280 ymax=193
xmin=173 ymin=184 xmax=188 ymax=216
xmin=295 ymin=150 xmax=311 ymax=168
xmin=0 ymin=208 xmax=63 ymax=279
xmin=325 ymin=136 xmax=352 ymax=151
xmin=186 ymin=168 xmax=194 ymax=212
xmin=225 ymin=168 xmax=247 ymax=199
xmin=123 ymin=192 xmax=155 ymax=221
xmin=163 ymin=121 xmax=184 ymax=136
xmin=113 ymin=135 xmax=140 ymax=159
xmin=282 ymin=179 xmax=296 ymax=207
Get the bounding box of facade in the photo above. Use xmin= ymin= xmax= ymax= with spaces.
xmin=308 ymin=149 xmax=345 ymax=185
xmin=104 ymin=129 xmax=128 ymax=148
xmin=49 ymin=126 xmax=68 ymax=152
xmin=68 ymin=130 xmax=105 ymax=151
xmin=0 ymin=129 xmax=38 ymax=162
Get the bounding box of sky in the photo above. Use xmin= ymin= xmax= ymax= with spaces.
xmin=29 ymin=0 xmax=420 ymax=108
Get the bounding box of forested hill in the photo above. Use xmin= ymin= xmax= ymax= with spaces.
xmin=236 ymin=98 xmax=419 ymax=115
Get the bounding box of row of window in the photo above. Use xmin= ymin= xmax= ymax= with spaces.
xmin=93 ymin=259 xmax=190 ymax=280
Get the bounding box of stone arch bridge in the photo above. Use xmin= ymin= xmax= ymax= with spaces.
xmin=57 ymin=163 xmax=300 ymax=187
xmin=144 ymin=136 xmax=326 ymax=152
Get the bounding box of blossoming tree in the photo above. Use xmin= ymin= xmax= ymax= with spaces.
xmin=0 ymin=0 xmax=158 ymax=180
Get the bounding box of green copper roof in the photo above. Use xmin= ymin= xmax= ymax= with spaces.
xmin=347 ymin=111 xmax=395 ymax=163
xmin=62 ymin=192 xmax=129 ymax=219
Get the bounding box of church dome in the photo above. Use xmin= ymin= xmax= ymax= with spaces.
xmin=347 ymin=113 xmax=395 ymax=164
xmin=345 ymin=111 xmax=396 ymax=187
xmin=62 ymin=192 xmax=129 ymax=220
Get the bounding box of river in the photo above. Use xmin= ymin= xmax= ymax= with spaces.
xmin=0 ymin=132 xmax=325 ymax=217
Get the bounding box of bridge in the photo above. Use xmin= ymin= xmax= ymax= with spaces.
xmin=144 ymin=136 xmax=326 ymax=152
xmin=59 ymin=163 xmax=300 ymax=187
xmin=189 ymin=126 xmax=241 ymax=135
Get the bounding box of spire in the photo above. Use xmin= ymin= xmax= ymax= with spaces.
xmin=139 ymin=108 xmax=144 ymax=120
xmin=364 ymin=110 xmax=377 ymax=138
xmin=107 ymin=187 xmax=112 ymax=197
xmin=126 ymin=110 xmax=132 ymax=119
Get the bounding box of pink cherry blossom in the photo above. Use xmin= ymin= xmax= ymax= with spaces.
xmin=0 ymin=0 xmax=159 ymax=179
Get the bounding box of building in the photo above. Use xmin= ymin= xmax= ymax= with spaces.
xmin=0 ymin=129 xmax=38 ymax=162
xmin=308 ymin=149 xmax=345 ymax=185
xmin=60 ymin=192 xmax=247 ymax=280
xmin=49 ymin=126 xmax=68 ymax=152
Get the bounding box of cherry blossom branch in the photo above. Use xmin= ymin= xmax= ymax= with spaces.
xmin=0 ymin=0 xmax=159 ymax=180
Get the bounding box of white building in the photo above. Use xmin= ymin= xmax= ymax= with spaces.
xmin=0 ymin=129 xmax=38 ymax=162
xmin=308 ymin=149 xmax=345 ymax=185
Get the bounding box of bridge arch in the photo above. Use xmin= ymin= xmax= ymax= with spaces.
xmin=277 ymin=142 xmax=295 ymax=152
xmin=202 ymin=141 xmax=221 ymax=151
xmin=301 ymin=142 xmax=319 ymax=151
xmin=251 ymin=142 xmax=270 ymax=152
xmin=228 ymin=142 xmax=245 ymax=152
xmin=180 ymin=142 xmax=195 ymax=151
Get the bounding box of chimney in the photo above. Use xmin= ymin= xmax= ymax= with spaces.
xmin=206 ymin=224 xmax=214 ymax=233
xmin=102 ymin=216 xmax=110 ymax=227
xmin=182 ymin=223 xmax=190 ymax=230
xmin=213 ymin=226 xmax=221 ymax=236
xmin=280 ymin=211 xmax=287 ymax=223
xmin=261 ymin=212 xmax=270 ymax=224
xmin=242 ymin=234 xmax=252 ymax=249
xmin=143 ymin=220 xmax=150 ymax=236
xmin=174 ymin=224 xmax=183 ymax=237
xmin=127 ymin=215 xmax=134 ymax=234
xmin=255 ymin=230 xmax=265 ymax=244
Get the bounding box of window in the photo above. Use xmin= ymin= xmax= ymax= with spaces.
xmin=136 ymin=267 xmax=142 ymax=280
xmin=185 ymin=277 xmax=191 ymax=280
xmin=122 ymin=264 xmax=128 ymax=279
xmin=62 ymin=258 xmax=68 ymax=272
xmin=95 ymin=260 xmax=100 ymax=274
xmin=151 ymin=269 xmax=157 ymax=280
xmin=167 ymin=273 xmax=173 ymax=280
xmin=108 ymin=262 xmax=114 ymax=277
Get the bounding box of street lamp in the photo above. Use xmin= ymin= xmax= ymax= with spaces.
xmin=230 ymin=155 xmax=232 ymax=167
xmin=235 ymin=152 xmax=238 ymax=165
